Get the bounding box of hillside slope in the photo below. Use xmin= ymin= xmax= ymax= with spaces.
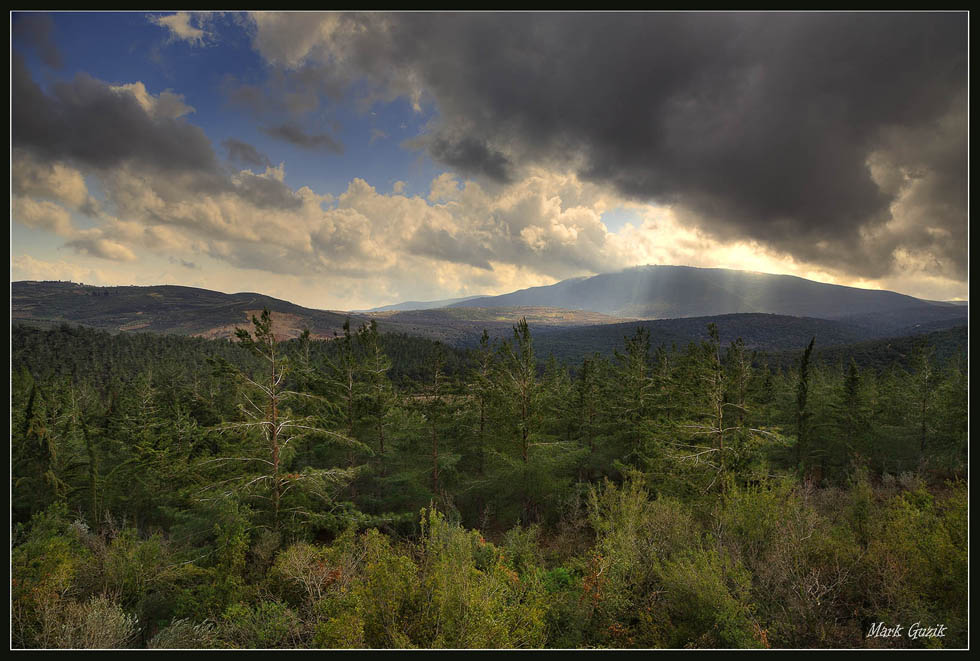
xmin=531 ymin=313 xmax=875 ymax=362
xmin=448 ymin=265 xmax=967 ymax=322
xmin=11 ymin=282 xmax=629 ymax=343
xmin=359 ymin=295 xmax=489 ymax=312
xmin=12 ymin=281 xmax=359 ymax=340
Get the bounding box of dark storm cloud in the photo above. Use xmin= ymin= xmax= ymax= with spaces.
xmin=223 ymin=138 xmax=272 ymax=168
xmin=12 ymin=13 xmax=63 ymax=68
xmin=283 ymin=12 xmax=966 ymax=280
xmin=11 ymin=55 xmax=221 ymax=177
xmin=11 ymin=59 xmax=315 ymax=215
xmin=427 ymin=135 xmax=514 ymax=184
xmin=261 ymin=122 xmax=344 ymax=153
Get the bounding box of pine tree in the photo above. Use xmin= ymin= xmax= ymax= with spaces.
xmin=541 ymin=355 xmax=575 ymax=444
xmin=327 ymin=319 xmax=362 ymax=470
xmin=932 ymin=356 xmax=968 ymax=474
xmin=501 ymin=318 xmax=538 ymax=467
xmin=574 ymin=354 xmax=602 ymax=477
xmin=423 ymin=343 xmax=449 ymax=495
xmin=830 ymin=359 xmax=870 ymax=476
xmin=611 ymin=327 xmax=655 ymax=464
xmin=910 ymin=344 xmax=936 ymax=461
xmin=491 ymin=318 xmax=543 ymax=522
xmin=357 ymin=320 xmax=397 ymax=475
xmin=722 ymin=337 xmax=758 ymax=483
xmin=652 ymin=344 xmax=675 ymax=423
xmin=795 ymin=337 xmax=816 ymax=483
xmin=204 ymin=309 xmax=364 ymax=534
xmin=469 ymin=330 xmax=496 ymax=477
xmin=11 ymin=378 xmax=74 ymax=519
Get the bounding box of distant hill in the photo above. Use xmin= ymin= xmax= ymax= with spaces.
xmin=11 ymin=281 xmax=361 ymax=340
xmin=12 ymin=276 xmax=966 ymax=360
xmin=448 ymin=265 xmax=967 ymax=322
xmin=530 ymin=312 xmax=968 ymax=369
xmin=358 ymin=295 xmax=489 ymax=312
xmin=758 ymin=326 xmax=968 ymax=372
xmin=10 ymin=282 xmax=627 ymax=344
xmin=531 ymin=313 xmax=875 ymax=363
xmin=837 ymin=305 xmax=971 ymax=336
xmin=363 ymin=306 xmax=633 ymax=344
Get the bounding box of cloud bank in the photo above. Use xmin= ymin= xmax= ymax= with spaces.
xmin=11 ymin=12 xmax=968 ymax=308
xmin=243 ymin=12 xmax=967 ymax=285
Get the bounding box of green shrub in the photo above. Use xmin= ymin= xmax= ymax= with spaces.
xmin=148 ymin=617 xmax=218 ymax=649
xmin=583 ymin=475 xmax=699 ymax=646
xmin=313 ymin=612 xmax=365 ymax=648
xmin=423 ymin=509 xmax=550 ymax=648
xmin=46 ymin=595 xmax=139 ymax=649
xmin=658 ymin=549 xmax=762 ymax=648
xmin=541 ymin=567 xmax=588 ymax=648
xmin=355 ymin=529 xmax=419 ymax=648
xmin=269 ymin=542 xmax=336 ymax=608
xmin=543 ymin=567 xmax=575 ymax=593
xmin=218 ymin=600 xmax=303 ymax=648
xmin=11 ymin=504 xmax=92 ymax=648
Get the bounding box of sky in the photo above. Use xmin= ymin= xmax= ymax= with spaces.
xmin=11 ymin=11 xmax=969 ymax=310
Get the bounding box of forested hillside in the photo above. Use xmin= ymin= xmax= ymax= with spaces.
xmin=448 ymin=265 xmax=966 ymax=320
xmin=11 ymin=316 xmax=967 ymax=649
xmin=12 ymin=281 xmax=357 ymax=340
xmin=759 ymin=326 xmax=968 ymax=373
xmin=532 ymin=313 xmax=870 ymax=362
xmin=12 ymin=281 xmax=636 ymax=347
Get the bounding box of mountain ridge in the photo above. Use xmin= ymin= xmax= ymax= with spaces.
xmin=448 ymin=265 xmax=961 ymax=320
xmin=529 ymin=312 xmax=968 ymax=364
xmin=11 ymin=281 xmax=358 ymax=340
xmin=356 ymin=294 xmax=489 ymax=312
xmin=12 ymin=266 xmax=966 ymax=352
xmin=10 ymin=281 xmax=631 ymax=343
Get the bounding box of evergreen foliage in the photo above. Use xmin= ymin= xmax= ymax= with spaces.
xmin=11 ymin=316 xmax=968 ymax=649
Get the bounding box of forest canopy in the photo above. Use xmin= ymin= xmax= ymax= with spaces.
xmin=10 ymin=316 xmax=968 ymax=649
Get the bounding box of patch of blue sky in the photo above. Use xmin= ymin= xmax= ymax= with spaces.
xmin=600 ymin=206 xmax=643 ymax=233
xmin=16 ymin=12 xmax=454 ymax=203
xmin=11 ymin=223 xmax=66 ymax=259
xmin=259 ymin=95 xmax=444 ymax=198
